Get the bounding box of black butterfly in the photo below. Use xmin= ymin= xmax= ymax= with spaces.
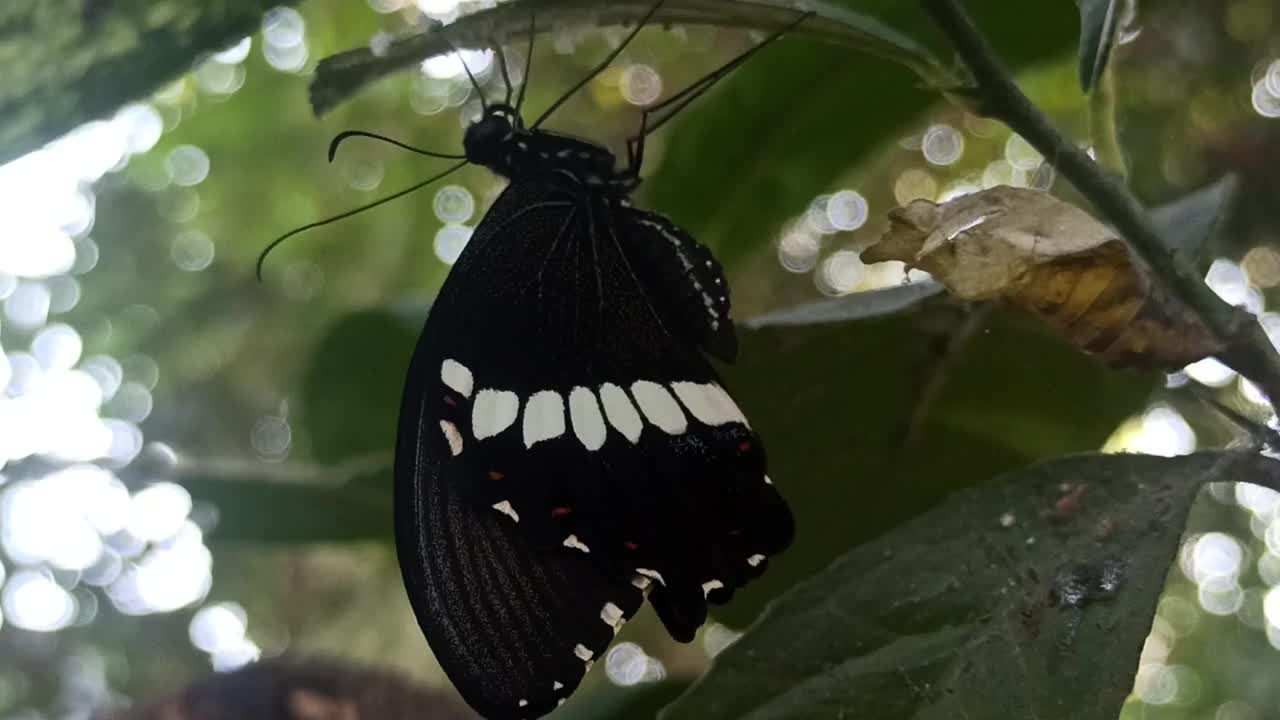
xmin=264 ymin=5 xmax=805 ymax=719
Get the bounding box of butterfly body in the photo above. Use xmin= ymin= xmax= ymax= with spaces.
xmin=394 ymin=104 xmax=792 ymax=719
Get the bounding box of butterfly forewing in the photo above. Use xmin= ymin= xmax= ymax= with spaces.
xmin=395 ymin=177 xmax=792 ymax=718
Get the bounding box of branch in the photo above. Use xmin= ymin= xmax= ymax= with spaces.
xmin=169 ymin=450 xmax=393 ymax=487
xmin=919 ymin=0 xmax=1280 ymax=414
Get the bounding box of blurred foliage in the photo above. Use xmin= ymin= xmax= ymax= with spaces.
xmin=99 ymin=655 xmax=477 ymax=719
xmin=646 ymin=0 xmax=1088 ymax=267
xmin=1 ymin=0 xmax=1279 ymax=719
xmin=0 ymin=0 xmax=304 ymax=166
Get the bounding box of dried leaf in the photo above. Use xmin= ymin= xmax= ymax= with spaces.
xmin=861 ymin=186 xmax=1223 ymax=368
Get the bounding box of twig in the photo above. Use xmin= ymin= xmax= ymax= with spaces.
xmin=167 ymin=450 xmax=393 ymax=488
xmin=919 ymin=0 xmax=1280 ymax=416
xmin=1186 ymin=384 xmax=1280 ymax=450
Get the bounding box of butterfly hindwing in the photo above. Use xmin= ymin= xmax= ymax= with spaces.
xmin=614 ymin=208 xmax=738 ymax=363
xmin=395 ymin=177 xmax=792 ymax=718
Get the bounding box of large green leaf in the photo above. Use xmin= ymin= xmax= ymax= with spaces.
xmin=644 ymin=0 xmax=1084 ymax=266
xmin=0 ymin=0 xmax=308 ymax=165
xmin=717 ymin=300 xmax=1156 ymax=625
xmin=662 ymin=451 xmax=1280 ymax=720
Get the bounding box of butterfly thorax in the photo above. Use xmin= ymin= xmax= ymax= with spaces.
xmin=464 ymin=105 xmax=639 ymax=193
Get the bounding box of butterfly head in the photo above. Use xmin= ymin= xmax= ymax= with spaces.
xmin=463 ymin=103 xmax=523 ymax=169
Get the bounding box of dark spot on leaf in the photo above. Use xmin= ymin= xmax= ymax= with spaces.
xmin=1047 ymin=558 xmax=1125 ymax=609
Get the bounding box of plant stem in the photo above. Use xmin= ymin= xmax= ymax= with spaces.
xmin=1088 ymin=62 xmax=1127 ymax=178
xmin=919 ymin=0 xmax=1280 ymax=414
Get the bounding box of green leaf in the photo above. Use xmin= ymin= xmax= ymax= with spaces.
xmin=662 ymin=451 xmax=1280 ymax=720
xmin=742 ymin=281 xmax=944 ymax=327
xmin=309 ymin=0 xmax=950 ymax=116
xmin=716 ymin=302 xmax=1156 ymax=626
xmin=1151 ymin=175 xmax=1240 ymax=260
xmin=186 ymin=471 xmax=391 ymax=544
xmin=0 ymin=0 xmax=305 ymax=165
xmin=645 ymin=0 xmax=1086 ymax=267
xmin=1075 ymin=0 xmax=1119 ymax=92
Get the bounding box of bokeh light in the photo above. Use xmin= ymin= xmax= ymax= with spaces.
xmin=604 ymin=642 xmax=666 ymax=687
xmin=434 ymin=224 xmax=474 ymax=266
xmin=433 ymin=185 xmax=476 ymax=224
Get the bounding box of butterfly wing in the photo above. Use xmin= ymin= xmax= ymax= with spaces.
xmin=395 ymin=177 xmax=792 ymax=719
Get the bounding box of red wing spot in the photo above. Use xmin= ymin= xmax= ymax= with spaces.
xmin=488 ymin=470 xmax=505 ymax=481
xmin=738 ymin=440 xmax=752 ymax=452
xmin=623 ymin=541 xmax=639 ymax=551
xmin=551 ymin=506 xmax=572 ymax=518
xmin=444 ymin=395 xmax=457 ymax=407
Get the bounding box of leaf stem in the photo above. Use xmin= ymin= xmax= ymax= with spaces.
xmin=919 ymin=0 xmax=1280 ymax=414
xmin=1088 ymin=62 xmax=1127 ymax=178
xmin=1187 ymin=384 xmax=1280 ymax=451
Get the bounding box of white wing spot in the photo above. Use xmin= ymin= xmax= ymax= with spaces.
xmin=636 ymin=567 xmax=665 ymax=585
xmin=672 ymin=382 xmax=745 ymax=427
xmin=492 ymin=500 xmax=519 ymax=523
xmin=631 ymin=381 xmax=687 ymax=435
xmin=518 ymin=699 xmax=529 ymax=708
xmin=440 ymin=359 xmax=473 ymax=397
xmin=702 ymin=579 xmax=724 ymax=596
xmin=631 ymin=574 xmax=651 ymax=591
xmin=599 ymin=383 xmax=643 ymax=443
xmin=472 ymin=389 xmax=519 ymax=440
xmin=747 ymin=553 xmax=766 ymax=567
xmin=439 ymin=420 xmax=463 ymax=456
xmin=523 ymin=390 xmax=566 ymax=447
xmin=574 ymin=644 xmax=594 ymax=661
xmin=708 ymin=384 xmax=749 ymax=427
xmin=764 ymin=475 xmax=774 ymax=485
xmin=569 ymin=386 xmax=607 ymax=451
xmin=553 ymin=681 xmax=564 ymax=691
xmin=600 ymin=602 xmax=624 ymax=629
xmin=563 ymin=534 xmax=590 ymax=553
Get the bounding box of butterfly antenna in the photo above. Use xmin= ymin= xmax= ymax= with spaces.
xmin=531 ymin=0 xmax=666 ymax=129
xmin=493 ymin=39 xmax=514 ymax=106
xmin=256 ymin=159 xmax=469 ymax=281
xmin=438 ymin=30 xmax=487 ymax=112
xmin=329 ymin=130 xmax=466 ymax=161
xmin=514 ymin=7 xmax=535 ymax=119
xmin=640 ymin=11 xmax=812 ymax=140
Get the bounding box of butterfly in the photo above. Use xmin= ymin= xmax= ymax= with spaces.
xmin=263 ymin=4 xmax=806 ymax=719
